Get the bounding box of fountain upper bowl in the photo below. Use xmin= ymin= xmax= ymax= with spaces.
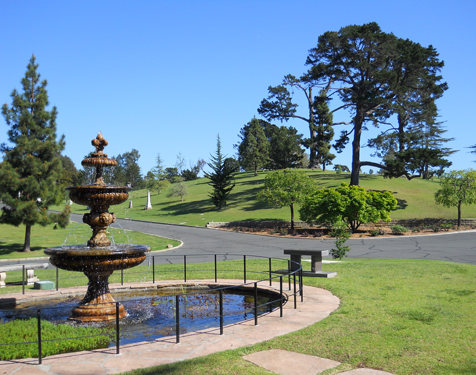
xmin=66 ymin=185 xmax=131 ymax=207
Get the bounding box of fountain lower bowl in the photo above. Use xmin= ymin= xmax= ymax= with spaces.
xmin=45 ymin=244 xmax=150 ymax=322
xmin=45 ymin=244 xmax=150 ymax=273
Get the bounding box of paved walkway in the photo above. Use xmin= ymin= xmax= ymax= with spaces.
xmin=0 ymin=281 xmax=395 ymax=375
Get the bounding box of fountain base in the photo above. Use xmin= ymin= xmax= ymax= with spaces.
xmin=69 ymin=271 xmax=126 ymax=322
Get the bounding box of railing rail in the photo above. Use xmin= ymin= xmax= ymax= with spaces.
xmin=0 ymin=253 xmax=303 ymax=364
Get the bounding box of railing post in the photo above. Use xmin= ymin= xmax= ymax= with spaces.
xmin=56 ymin=267 xmax=59 ymax=291
xmin=121 ymin=269 xmax=124 ymax=286
xmin=152 ymin=256 xmax=155 ymax=284
xmin=300 ymin=268 xmax=303 ymax=302
xmin=22 ymin=265 xmax=25 ymax=295
xmin=279 ymin=276 xmax=283 ymax=318
xmin=288 ymin=260 xmax=291 ymax=290
xmin=37 ymin=309 xmax=42 ymax=365
xmin=184 ymin=255 xmax=187 ymax=283
xmin=243 ymin=255 xmax=246 ymax=284
xmin=219 ymin=289 xmax=224 ymax=335
xmin=293 ymin=272 xmax=297 ymax=309
xmin=269 ymin=258 xmax=272 ymax=286
xmin=254 ymin=282 xmax=258 ymax=326
xmin=176 ymin=295 xmax=180 ymax=344
xmin=214 ymin=254 xmax=217 ymax=283
xmin=116 ymin=302 xmax=120 ymax=354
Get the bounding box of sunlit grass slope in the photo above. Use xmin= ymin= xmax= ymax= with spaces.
xmin=0 ymin=224 xmax=180 ymax=260
xmin=55 ymin=170 xmax=476 ymax=227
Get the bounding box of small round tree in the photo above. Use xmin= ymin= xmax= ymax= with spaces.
xmin=435 ymin=169 xmax=476 ymax=227
xmin=257 ymin=169 xmax=316 ymax=231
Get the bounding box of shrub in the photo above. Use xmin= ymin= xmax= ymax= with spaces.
xmin=300 ymin=183 xmax=397 ymax=232
xmin=411 ymin=227 xmax=421 ymax=233
xmin=431 ymin=224 xmax=441 ymax=232
xmin=330 ymin=220 xmax=351 ymax=260
xmin=391 ymin=225 xmax=408 ymax=235
xmin=369 ymin=228 xmax=385 ymax=237
xmin=441 ymin=223 xmax=453 ymax=231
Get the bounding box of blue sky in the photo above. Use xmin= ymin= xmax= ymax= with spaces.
xmin=1 ymin=0 xmax=475 ymax=176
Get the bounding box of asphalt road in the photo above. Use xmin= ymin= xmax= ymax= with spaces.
xmin=103 ymin=214 xmax=476 ymax=266
xmin=3 ymin=213 xmax=475 ymax=266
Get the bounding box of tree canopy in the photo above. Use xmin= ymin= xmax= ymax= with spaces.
xmin=113 ymin=149 xmax=143 ymax=188
xmin=306 ymin=22 xmax=448 ymax=185
xmin=0 ymin=56 xmax=70 ymax=252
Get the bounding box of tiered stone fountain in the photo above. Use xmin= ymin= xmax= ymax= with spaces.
xmin=45 ymin=133 xmax=150 ymax=322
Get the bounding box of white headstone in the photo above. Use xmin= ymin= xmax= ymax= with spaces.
xmin=145 ymin=190 xmax=152 ymax=210
xmin=129 ymin=200 xmax=133 ymax=209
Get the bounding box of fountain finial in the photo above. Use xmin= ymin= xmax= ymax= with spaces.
xmin=91 ymin=132 xmax=108 ymax=155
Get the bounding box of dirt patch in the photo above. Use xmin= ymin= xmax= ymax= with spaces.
xmin=219 ymin=225 xmax=476 ymax=239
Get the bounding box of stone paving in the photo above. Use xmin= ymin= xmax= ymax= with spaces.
xmin=0 ymin=281 xmax=396 ymax=375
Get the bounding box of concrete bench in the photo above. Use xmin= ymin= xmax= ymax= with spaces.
xmin=284 ymin=250 xmax=337 ymax=278
xmin=0 ymin=263 xmax=49 ymax=287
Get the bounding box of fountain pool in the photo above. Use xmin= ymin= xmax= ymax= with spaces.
xmin=0 ymin=284 xmax=282 ymax=346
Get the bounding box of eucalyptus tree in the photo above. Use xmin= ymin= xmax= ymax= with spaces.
xmin=258 ymin=74 xmax=342 ymax=169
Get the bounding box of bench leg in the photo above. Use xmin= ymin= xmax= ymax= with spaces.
xmin=0 ymin=272 xmax=5 ymax=288
xmin=311 ymin=254 xmax=323 ymax=273
xmin=290 ymin=255 xmax=302 ymax=271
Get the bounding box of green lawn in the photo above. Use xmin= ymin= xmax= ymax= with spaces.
xmin=52 ymin=171 xmax=476 ymax=227
xmin=0 ymin=223 xmax=180 ymax=260
xmin=120 ymin=259 xmax=476 ymax=375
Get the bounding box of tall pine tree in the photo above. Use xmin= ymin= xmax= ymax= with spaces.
xmin=312 ymin=90 xmax=335 ymax=171
xmin=205 ymin=135 xmax=238 ymax=210
xmin=0 ymin=55 xmax=69 ymax=252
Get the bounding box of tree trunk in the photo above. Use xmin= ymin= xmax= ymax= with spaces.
xmin=23 ymin=225 xmax=31 ymax=252
xmin=458 ymin=201 xmax=462 ymax=227
xmin=254 ymin=162 xmax=258 ymax=176
xmin=308 ymin=87 xmax=319 ymax=169
xmin=350 ymin=110 xmax=364 ymax=186
xmin=290 ymin=203 xmax=295 ymax=231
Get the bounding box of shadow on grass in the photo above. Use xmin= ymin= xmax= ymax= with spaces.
xmin=0 ymin=243 xmax=44 ymax=257
xmin=151 ymin=198 xmax=216 ymax=216
xmin=128 ymin=357 xmax=213 ymax=375
xmin=395 ymin=198 xmax=408 ymax=210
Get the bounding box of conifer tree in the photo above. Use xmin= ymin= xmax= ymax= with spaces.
xmin=205 ymin=135 xmax=238 ymax=210
xmin=312 ymin=90 xmax=335 ymax=171
xmin=236 ymin=118 xmax=270 ymax=175
xmin=0 ymin=55 xmax=69 ymax=252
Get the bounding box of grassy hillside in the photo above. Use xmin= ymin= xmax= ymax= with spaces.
xmin=53 ymin=170 xmax=476 ymax=227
